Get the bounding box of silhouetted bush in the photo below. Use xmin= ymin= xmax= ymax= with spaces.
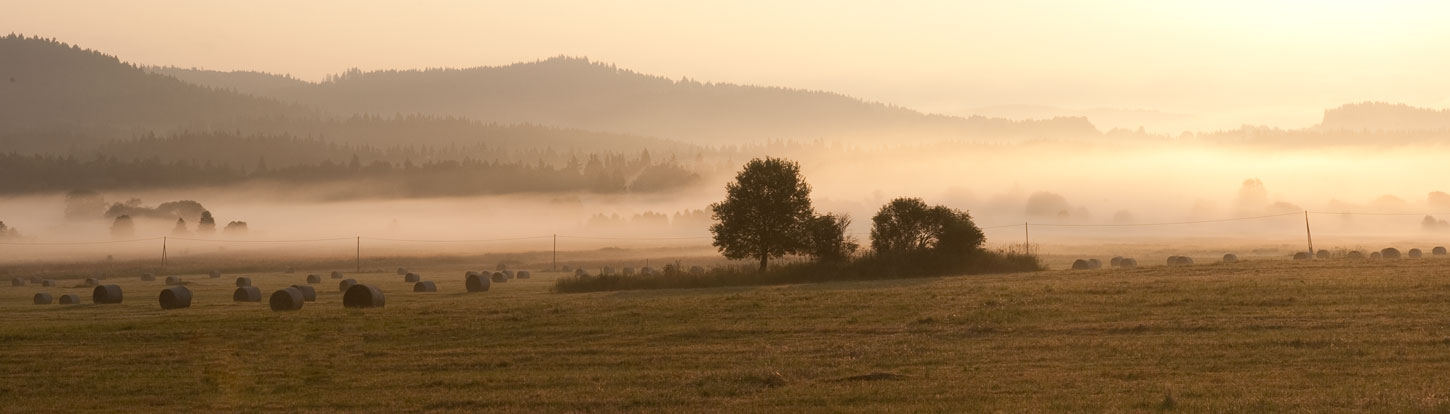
xmin=552 ymin=248 xmax=1041 ymax=293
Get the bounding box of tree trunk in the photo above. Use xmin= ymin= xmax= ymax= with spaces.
xmin=759 ymin=255 xmax=768 ymax=272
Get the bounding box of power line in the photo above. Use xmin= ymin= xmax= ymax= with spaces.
xmin=1309 ymin=211 xmax=1450 ymax=216
xmin=169 ymin=236 xmax=356 ymax=243
xmin=362 ymin=235 xmax=554 ymax=243
xmin=0 ymin=237 xmax=164 ymax=246
xmin=1027 ymin=212 xmax=1302 ymax=228
xmin=557 ymin=235 xmax=712 ymax=240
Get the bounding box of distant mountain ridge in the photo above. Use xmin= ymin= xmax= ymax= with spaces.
xmin=150 ymin=57 xmax=1103 ymax=144
xmin=1317 ymin=102 xmax=1450 ymax=132
xmin=0 ymin=36 xmax=685 ymax=155
xmin=0 ymin=34 xmax=305 ymax=136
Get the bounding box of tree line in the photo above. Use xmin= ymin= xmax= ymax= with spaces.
xmin=0 ymin=151 xmax=700 ymax=196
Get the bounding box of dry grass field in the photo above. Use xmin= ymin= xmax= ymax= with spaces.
xmin=5 ymin=256 xmax=1450 ymax=413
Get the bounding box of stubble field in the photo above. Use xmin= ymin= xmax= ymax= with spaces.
xmin=4 ymin=256 xmax=1450 ymax=413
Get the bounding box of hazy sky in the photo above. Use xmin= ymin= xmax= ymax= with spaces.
xmin=7 ymin=0 xmax=1450 ymax=130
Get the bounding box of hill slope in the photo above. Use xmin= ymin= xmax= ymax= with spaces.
xmin=1317 ymin=102 xmax=1450 ymax=132
xmin=0 ymin=36 xmax=689 ymax=155
xmin=152 ymin=57 xmax=1102 ymax=144
xmin=0 ymin=35 xmax=304 ymax=137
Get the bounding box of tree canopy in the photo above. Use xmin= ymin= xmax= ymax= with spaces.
xmin=870 ymin=198 xmax=985 ymax=256
xmin=709 ymin=157 xmax=816 ymax=271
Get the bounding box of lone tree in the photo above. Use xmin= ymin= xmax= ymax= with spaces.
xmin=710 ymin=157 xmax=815 ymax=271
xmin=870 ymin=198 xmax=985 ymax=256
xmin=110 ymin=215 xmax=134 ymax=239
xmin=171 ymin=218 xmax=189 ymax=236
xmin=198 ymin=211 xmax=216 ymax=235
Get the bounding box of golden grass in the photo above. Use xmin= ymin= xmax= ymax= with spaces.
xmin=4 ymin=257 xmax=1450 ymax=412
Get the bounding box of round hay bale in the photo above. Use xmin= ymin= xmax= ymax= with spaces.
xmin=623 ymin=267 xmax=635 ymax=276
xmin=165 ymin=276 xmax=182 ymax=286
xmin=339 ymin=278 xmax=358 ymax=293
xmin=92 ymin=285 xmax=123 ymax=304
xmin=289 ymin=285 xmax=317 ymax=302
xmin=404 ymin=273 xmax=420 ymax=283
xmin=209 ymin=270 xmax=221 ymax=279
xmin=343 ymin=284 xmax=385 ymax=308
xmin=235 ymin=277 xmax=252 ymax=287
xmin=1315 ymin=250 xmax=1329 ymax=259
xmin=140 ymin=274 xmax=156 ymax=282
xmin=1110 ymin=256 xmax=1124 ymax=267
xmin=1347 ymin=251 xmax=1365 ymax=259
xmin=41 ymin=280 xmax=56 ymax=287
xmin=1087 ymin=259 xmax=1102 ymax=269
xmin=58 ymin=294 xmax=80 ymax=304
xmin=1382 ymin=248 xmax=1402 ymax=259
xmin=1166 ymin=256 xmax=1179 ymax=266
xmin=1370 ymin=252 xmax=1383 ymax=260
xmin=602 ymin=266 xmax=616 ymax=276
xmin=269 ymin=288 xmax=305 ymax=311
xmin=396 ymin=267 xmax=408 ymax=275
xmin=574 ymin=268 xmax=588 ymax=277
xmin=306 ymin=274 xmax=322 ymax=284
xmin=11 ymin=277 xmax=25 ymax=287
xmin=1293 ymin=252 xmax=1311 ymax=261
xmin=1119 ymin=258 xmax=1138 ymax=269
xmin=496 ymin=263 xmax=509 ymax=271
xmin=1071 ymin=259 xmax=1092 ymax=270
xmin=490 ymin=272 xmax=508 ymax=283
xmin=1435 ymin=246 xmax=1448 ymax=256
xmin=158 ymin=286 xmax=192 ymax=310
xmin=413 ymin=281 xmax=437 ymax=292
xmin=330 ymin=271 xmax=344 ymax=279
xmin=34 ymin=293 xmax=53 ymax=305
xmin=233 ymin=286 xmax=262 ymax=302
xmin=503 ymin=270 xmax=516 ymax=279
xmin=1167 ymin=256 xmax=1193 ymax=266
xmin=1222 ymin=254 xmax=1239 ymax=263
xmin=516 ymin=271 xmax=531 ymax=279
xmin=466 ymin=273 xmax=491 ymax=292
xmin=83 ymin=278 xmax=100 ymax=287
xmin=1409 ymin=248 xmax=1423 ymax=258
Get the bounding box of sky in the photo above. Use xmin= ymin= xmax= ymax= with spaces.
xmin=6 ymin=0 xmax=1450 ymax=131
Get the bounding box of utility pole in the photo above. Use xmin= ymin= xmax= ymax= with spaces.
xmin=1024 ymin=222 xmax=1030 ymax=254
xmin=161 ymin=236 xmax=168 ymax=272
xmin=1304 ymin=211 xmax=1314 ymax=257
xmin=552 ymin=234 xmax=557 ymax=271
xmin=355 ymin=236 xmax=361 ymax=273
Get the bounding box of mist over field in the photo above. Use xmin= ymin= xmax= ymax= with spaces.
xmin=12 ymin=3 xmax=1450 ymax=413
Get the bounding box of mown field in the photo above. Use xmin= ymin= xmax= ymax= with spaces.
xmin=4 ymin=257 xmax=1450 ymax=413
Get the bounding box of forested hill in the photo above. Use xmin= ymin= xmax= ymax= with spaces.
xmin=151 ymin=57 xmax=1103 ymax=144
xmin=1317 ymin=102 xmax=1450 ymax=132
xmin=0 ymin=36 xmax=688 ymax=155
xmin=0 ymin=35 xmax=305 ymax=137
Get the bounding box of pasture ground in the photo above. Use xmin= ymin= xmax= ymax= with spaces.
xmin=4 ymin=257 xmax=1450 ymax=412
